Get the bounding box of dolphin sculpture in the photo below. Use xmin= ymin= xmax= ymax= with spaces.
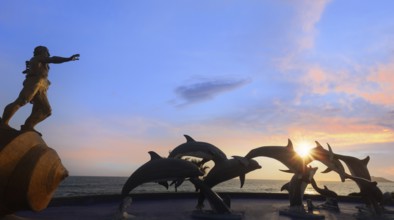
xmin=121 ymin=151 xmax=204 ymax=197
xmin=322 ymin=143 xmax=371 ymax=181
xmin=314 ymin=144 xmax=385 ymax=214
xmin=196 ymin=156 xmax=261 ymax=209
xmin=278 ymin=166 xmax=324 ymax=219
xmin=203 ymin=156 xmax=261 ymax=188
xmin=245 ymin=139 xmax=308 ymax=174
xmin=345 ymin=174 xmax=384 ymax=215
xmin=167 ymin=135 xmax=229 ymax=190
xmin=308 ymin=142 xmax=347 ymax=182
xmin=280 ymin=166 xmax=318 ymax=208
xmin=168 ymin=134 xmax=228 ymax=165
xmin=310 ymin=178 xmax=338 ymax=198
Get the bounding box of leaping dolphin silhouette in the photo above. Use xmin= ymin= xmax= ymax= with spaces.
xmin=322 ymin=143 xmax=371 ymax=180
xmin=121 ymin=151 xmax=204 ymax=197
xmin=195 ymin=156 xmax=261 ymax=209
xmin=345 ymin=174 xmax=384 ymax=214
xmin=309 ymin=142 xmax=347 ymax=182
xmin=245 ymin=139 xmax=308 ymax=174
xmin=168 ymin=134 xmax=228 ymax=165
xmin=280 ymin=166 xmax=318 ymax=207
xmin=203 ymin=156 xmax=261 ymax=188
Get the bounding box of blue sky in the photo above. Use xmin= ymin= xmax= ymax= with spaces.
xmin=1 ymin=0 xmax=394 ymax=181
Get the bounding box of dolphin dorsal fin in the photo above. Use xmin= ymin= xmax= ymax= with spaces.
xmin=327 ymin=143 xmax=334 ymax=160
xmin=315 ymin=141 xmax=323 ymax=149
xmin=362 ymin=156 xmax=370 ymax=165
xmin=148 ymin=151 xmax=162 ymax=160
xmin=184 ymin=134 xmax=195 ymax=143
xmin=286 ymin=139 xmax=293 ymax=149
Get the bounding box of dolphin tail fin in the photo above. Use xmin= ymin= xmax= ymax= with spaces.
xmin=158 ymin=181 xmax=169 ymax=189
xmin=281 ymin=182 xmax=290 ymax=192
xmin=239 ymin=174 xmax=246 ymax=188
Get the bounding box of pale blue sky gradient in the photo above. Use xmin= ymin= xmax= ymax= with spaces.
xmin=1 ymin=0 xmax=394 ymax=181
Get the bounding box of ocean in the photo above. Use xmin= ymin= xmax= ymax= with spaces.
xmin=53 ymin=176 xmax=394 ymax=198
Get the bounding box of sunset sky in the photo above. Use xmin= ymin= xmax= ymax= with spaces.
xmin=1 ymin=0 xmax=393 ymax=182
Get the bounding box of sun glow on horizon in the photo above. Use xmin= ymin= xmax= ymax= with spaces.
xmin=295 ymin=141 xmax=314 ymax=158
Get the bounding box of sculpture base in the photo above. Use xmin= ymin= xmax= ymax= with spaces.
xmin=0 ymin=130 xmax=68 ymax=215
xmin=279 ymin=207 xmax=325 ymax=219
xmin=0 ymin=215 xmax=31 ymax=220
xmin=191 ymin=210 xmax=243 ymax=220
xmin=316 ymin=202 xmax=340 ymax=212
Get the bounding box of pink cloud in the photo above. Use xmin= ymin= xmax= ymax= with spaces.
xmin=364 ymin=61 xmax=394 ymax=105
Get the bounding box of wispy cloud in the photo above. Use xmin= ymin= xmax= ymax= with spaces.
xmin=276 ymin=0 xmax=331 ymax=71
xmin=173 ymin=77 xmax=251 ymax=107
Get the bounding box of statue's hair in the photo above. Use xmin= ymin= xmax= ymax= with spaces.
xmin=34 ymin=46 xmax=49 ymax=56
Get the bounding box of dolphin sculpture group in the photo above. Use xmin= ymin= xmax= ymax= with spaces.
xmin=245 ymin=139 xmax=346 ymax=185
xmin=120 ymin=135 xmax=391 ymax=219
xmin=320 ymin=143 xmax=386 ymax=214
xmin=168 ymin=135 xmax=261 ymax=211
xmin=121 ymin=151 xmax=203 ymax=197
xmin=245 ymin=139 xmax=347 ymax=216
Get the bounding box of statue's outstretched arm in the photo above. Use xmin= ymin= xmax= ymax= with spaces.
xmin=41 ymin=54 xmax=80 ymax=64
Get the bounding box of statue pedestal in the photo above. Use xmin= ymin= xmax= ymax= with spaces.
xmin=279 ymin=206 xmax=325 ymax=219
xmin=0 ymin=128 xmax=68 ymax=216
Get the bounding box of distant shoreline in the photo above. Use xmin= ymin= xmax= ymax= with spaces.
xmin=371 ymin=176 xmax=393 ymax=182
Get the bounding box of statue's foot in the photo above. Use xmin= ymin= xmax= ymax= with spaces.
xmin=20 ymin=125 xmax=42 ymax=136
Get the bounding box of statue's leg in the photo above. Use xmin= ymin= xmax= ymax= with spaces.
xmin=2 ymin=101 xmax=21 ymax=126
xmin=2 ymin=79 xmax=37 ymax=127
xmin=2 ymin=98 xmax=29 ymax=128
xmin=22 ymin=89 xmax=51 ymax=131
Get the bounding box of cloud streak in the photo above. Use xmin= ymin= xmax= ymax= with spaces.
xmin=174 ymin=77 xmax=251 ymax=107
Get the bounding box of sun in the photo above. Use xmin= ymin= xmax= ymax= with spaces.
xmin=295 ymin=141 xmax=313 ymax=158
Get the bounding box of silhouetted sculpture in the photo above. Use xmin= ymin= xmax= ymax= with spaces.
xmin=195 ymin=156 xmax=261 ymax=210
xmin=121 ymin=151 xmax=203 ymax=197
xmin=280 ymin=166 xmax=318 ymax=207
xmin=168 ymin=135 xmax=228 ymax=166
xmin=120 ymin=151 xmax=204 ymax=218
xmin=308 ymin=142 xmax=347 ymax=182
xmin=168 ymin=135 xmax=261 ymax=213
xmin=1 ymin=46 xmax=79 ymax=135
xmin=245 ymin=140 xmax=347 ymax=219
xmin=322 ymin=143 xmax=388 ymax=216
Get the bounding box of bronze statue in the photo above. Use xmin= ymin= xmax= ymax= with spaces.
xmin=0 ymin=46 xmax=79 ymax=135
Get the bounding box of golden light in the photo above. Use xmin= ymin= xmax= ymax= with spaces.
xmin=295 ymin=141 xmax=314 ymax=158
